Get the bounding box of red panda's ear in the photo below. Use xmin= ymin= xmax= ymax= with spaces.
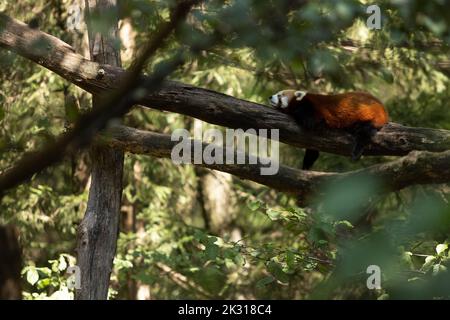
xmin=295 ymin=91 xmax=307 ymax=101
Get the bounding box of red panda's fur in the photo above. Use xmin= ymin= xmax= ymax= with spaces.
xmin=270 ymin=89 xmax=389 ymax=169
xmin=304 ymin=92 xmax=388 ymax=129
xmin=283 ymin=91 xmax=389 ymax=130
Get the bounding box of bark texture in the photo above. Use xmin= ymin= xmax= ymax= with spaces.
xmin=75 ymin=0 xmax=124 ymax=300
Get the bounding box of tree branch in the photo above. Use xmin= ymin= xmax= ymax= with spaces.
xmin=1 ymin=13 xmax=449 ymax=159
xmin=103 ymin=125 xmax=450 ymax=196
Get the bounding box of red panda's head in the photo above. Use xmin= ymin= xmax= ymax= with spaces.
xmin=269 ymin=89 xmax=307 ymax=111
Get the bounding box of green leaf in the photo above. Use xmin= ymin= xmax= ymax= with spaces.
xmin=205 ymin=242 xmax=219 ymax=260
xmin=401 ymin=251 xmax=414 ymax=268
xmin=436 ymin=243 xmax=448 ymax=255
xmin=36 ymin=278 xmax=51 ymax=289
xmin=64 ymin=94 xmax=80 ymax=124
xmin=195 ymin=266 xmax=225 ymax=293
xmin=267 ymin=261 xmax=289 ymax=284
xmin=224 ymin=258 xmax=235 ymax=269
xmin=422 ymin=256 xmax=436 ymax=272
xmin=335 ymin=220 xmax=353 ymax=229
xmin=380 ymin=68 xmax=394 ymax=84
xmin=194 ymin=230 xmax=208 ymax=243
xmin=58 ymin=255 xmax=68 ymax=271
xmin=247 ymin=200 xmax=261 ymax=211
xmin=234 ymin=253 xmax=244 ymax=266
xmin=26 ymin=268 xmax=39 ymax=285
xmin=266 ymin=209 xmax=281 ymax=221
xmin=49 ymin=288 xmax=72 ymax=300
xmin=36 ymin=267 xmax=52 ymax=277
xmin=377 ymin=293 xmax=390 ymax=300
xmin=256 ymin=276 xmax=275 ymax=288
xmin=115 ymin=258 xmax=133 ymax=270
xmin=286 ymin=251 xmax=296 ymax=269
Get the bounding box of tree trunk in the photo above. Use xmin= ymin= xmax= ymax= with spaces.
xmin=76 ymin=0 xmax=124 ymax=300
xmin=0 ymin=225 xmax=22 ymax=299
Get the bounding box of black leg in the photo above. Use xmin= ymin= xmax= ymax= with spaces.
xmin=351 ymin=123 xmax=377 ymax=161
xmin=351 ymin=141 xmax=366 ymax=161
xmin=302 ymin=149 xmax=320 ymax=170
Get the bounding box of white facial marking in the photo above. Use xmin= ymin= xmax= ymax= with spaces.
xmin=269 ymin=94 xmax=279 ymax=107
xmin=295 ymin=90 xmax=307 ymax=101
xmin=280 ymin=95 xmax=289 ymax=108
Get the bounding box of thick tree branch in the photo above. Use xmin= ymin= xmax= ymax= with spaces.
xmin=103 ymin=126 xmax=331 ymax=195
xmin=103 ymin=126 xmax=450 ymax=196
xmin=1 ymin=13 xmax=450 ymax=159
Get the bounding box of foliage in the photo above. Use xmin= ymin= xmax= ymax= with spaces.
xmin=22 ymin=254 xmax=76 ymax=300
xmin=1 ymin=0 xmax=450 ymax=299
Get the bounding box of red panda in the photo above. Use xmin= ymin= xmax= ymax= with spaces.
xmin=269 ymin=89 xmax=389 ymax=170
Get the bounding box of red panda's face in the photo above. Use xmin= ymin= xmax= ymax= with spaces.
xmin=269 ymin=90 xmax=307 ymax=111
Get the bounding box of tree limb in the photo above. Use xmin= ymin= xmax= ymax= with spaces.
xmin=103 ymin=125 xmax=450 ymax=196
xmin=1 ymin=13 xmax=449 ymax=159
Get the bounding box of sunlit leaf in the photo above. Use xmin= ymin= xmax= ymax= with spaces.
xmin=26 ymin=268 xmax=39 ymax=286
xmin=436 ymin=244 xmax=448 ymax=255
